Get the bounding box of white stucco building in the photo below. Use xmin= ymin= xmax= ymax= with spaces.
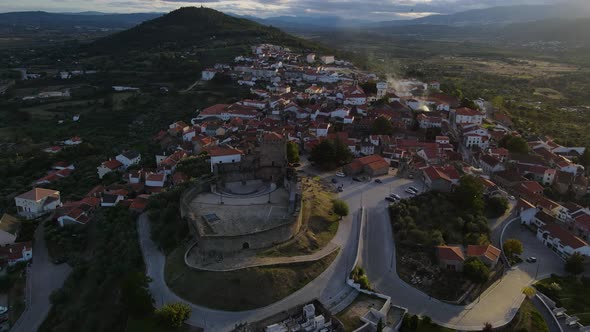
xmin=209 ymin=147 xmax=244 ymax=172
xmin=14 ymin=188 xmax=61 ymax=219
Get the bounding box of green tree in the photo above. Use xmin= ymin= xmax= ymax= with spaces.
xmin=482 ymin=322 xmax=493 ymax=332
xmin=372 ymin=116 xmax=394 ymax=135
xmin=176 ymin=155 xmax=209 ymax=178
xmin=310 ymin=140 xmax=337 ymax=169
xmin=454 ymin=175 xmax=485 ymax=213
xmin=155 ymin=302 xmax=191 ymax=328
xmin=492 ymin=96 xmax=505 ymax=111
xmin=580 ymin=148 xmax=590 ymax=168
xmin=333 ymin=137 xmax=353 ymax=164
xmin=360 ymin=81 xmax=377 ymax=94
xmin=333 ymin=199 xmax=349 ymax=219
xmin=499 ymin=135 xmax=529 ymax=154
xmin=485 ymin=196 xmax=509 ymax=218
xmin=565 ymin=252 xmax=585 ymax=275
xmin=463 ymin=257 xmax=490 ymax=284
xmin=503 ymin=239 xmax=524 ymax=258
xmin=460 ymin=98 xmax=478 ymax=110
xmin=286 ymin=141 xmax=300 ymax=164
xmin=120 ymin=272 xmax=154 ymax=317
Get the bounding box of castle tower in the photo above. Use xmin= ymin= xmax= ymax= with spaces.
xmin=376 ymin=81 xmax=388 ymax=99
xmin=259 ymin=132 xmax=287 ymax=169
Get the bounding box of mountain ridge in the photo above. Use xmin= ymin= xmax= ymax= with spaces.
xmin=86 ymin=7 xmax=330 ymax=63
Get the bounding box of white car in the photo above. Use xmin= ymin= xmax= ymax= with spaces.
xmin=390 ymin=193 xmax=401 ymax=200
xmin=335 ymin=172 xmax=346 ymax=177
xmin=405 ymin=188 xmax=417 ymax=195
xmin=408 ymin=186 xmax=419 ymax=193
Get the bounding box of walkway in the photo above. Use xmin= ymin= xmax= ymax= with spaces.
xmin=137 ymin=208 xmax=358 ymax=332
xmin=361 ymin=183 xmax=566 ymax=331
xmin=11 ymin=224 xmax=71 ymax=332
xmin=185 ymin=242 xmax=339 ymax=272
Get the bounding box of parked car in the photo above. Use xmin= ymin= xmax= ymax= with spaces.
xmin=526 ymin=257 xmax=537 ymax=263
xmin=336 ymin=172 xmax=346 ymax=177
xmin=385 ymin=196 xmax=396 ymax=202
xmin=331 ymin=178 xmax=338 ymax=184
xmin=337 ymin=187 xmax=343 ymax=192
xmin=0 ymin=307 xmax=7 ymax=315
xmin=390 ymin=193 xmax=401 ymax=200
xmin=408 ymin=186 xmax=419 ymax=192
xmin=353 ymin=177 xmax=362 ymax=182
xmin=405 ymin=188 xmax=417 ymax=195
xmin=375 ymin=179 xmax=383 ymax=183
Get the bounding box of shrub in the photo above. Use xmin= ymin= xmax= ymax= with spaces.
xmin=463 ymin=257 xmax=490 ymax=284
xmin=155 ymin=302 xmax=191 ymax=328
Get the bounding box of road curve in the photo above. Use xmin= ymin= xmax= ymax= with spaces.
xmin=137 ymin=206 xmax=359 ymax=332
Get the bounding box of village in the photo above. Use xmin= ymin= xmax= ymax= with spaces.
xmin=3 ymin=42 xmax=590 ymax=331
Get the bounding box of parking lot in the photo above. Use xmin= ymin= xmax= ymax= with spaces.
xmin=503 ymin=221 xmax=565 ymax=279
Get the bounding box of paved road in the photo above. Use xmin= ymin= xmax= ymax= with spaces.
xmin=532 ymin=295 xmax=562 ymax=332
xmin=356 ymin=176 xmax=566 ymax=331
xmin=139 ymin=159 xmax=567 ymax=331
xmin=138 ymin=204 xmax=359 ymax=332
xmin=11 ymin=225 xmax=71 ymax=332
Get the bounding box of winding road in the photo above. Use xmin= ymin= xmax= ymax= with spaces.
xmin=139 ymin=162 xmax=565 ymax=331
xmin=11 ymin=225 xmax=71 ymax=332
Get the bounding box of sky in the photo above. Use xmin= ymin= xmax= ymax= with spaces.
xmin=0 ymin=0 xmax=582 ymax=21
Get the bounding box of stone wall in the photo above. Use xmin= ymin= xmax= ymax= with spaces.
xmin=193 ymin=207 xmax=302 ymax=253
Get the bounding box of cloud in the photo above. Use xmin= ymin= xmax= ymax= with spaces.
xmin=160 ymin=0 xmax=220 ymax=2
xmin=0 ymin=0 xmax=571 ymax=21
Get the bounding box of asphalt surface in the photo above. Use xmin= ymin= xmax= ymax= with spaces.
xmin=357 ymin=175 xmax=566 ymax=331
xmin=138 ymin=158 xmax=567 ymax=331
xmin=532 ymin=295 xmax=562 ymax=332
xmin=137 ymin=204 xmax=359 ymax=331
xmin=11 ymin=224 xmax=71 ymax=332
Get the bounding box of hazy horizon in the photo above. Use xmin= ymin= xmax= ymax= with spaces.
xmin=1 ymin=0 xmax=588 ymax=21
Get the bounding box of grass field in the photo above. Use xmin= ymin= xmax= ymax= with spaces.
xmin=534 ymin=88 xmax=565 ymax=100
xmin=259 ymin=177 xmax=339 ymax=257
xmin=536 ymin=275 xmax=590 ymax=325
xmin=165 ymin=246 xmax=337 ymax=311
xmin=505 ymin=298 xmax=549 ymax=332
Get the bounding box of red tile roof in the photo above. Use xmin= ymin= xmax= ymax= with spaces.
xmin=541 ymin=222 xmax=589 ymax=249
xmin=436 ymin=245 xmax=465 ymax=262
xmin=207 ymin=147 xmax=244 ymax=157
xmin=467 ymin=245 xmax=501 ymax=262
xmin=102 ymin=159 xmax=123 ymax=170
xmin=16 ymin=188 xmax=59 ymax=201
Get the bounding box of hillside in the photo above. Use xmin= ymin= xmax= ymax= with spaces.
xmin=88 ymin=7 xmax=326 ymax=59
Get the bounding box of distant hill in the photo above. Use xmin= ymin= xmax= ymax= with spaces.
xmin=237 ymin=14 xmax=371 ymax=29
xmin=497 ymin=18 xmax=590 ymax=44
xmin=374 ymin=3 xmax=590 ymax=28
xmin=0 ymin=11 xmax=162 ymax=29
xmin=88 ymin=7 xmax=327 ymax=59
